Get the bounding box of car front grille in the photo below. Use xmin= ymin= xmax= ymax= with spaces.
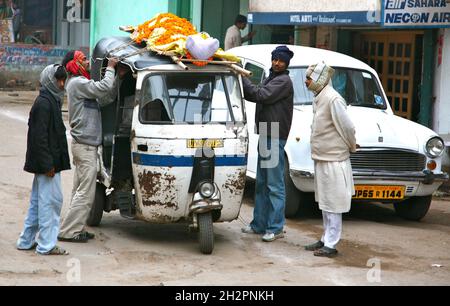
xmin=350 ymin=150 xmax=426 ymax=172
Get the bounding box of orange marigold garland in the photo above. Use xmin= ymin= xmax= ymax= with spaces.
xmin=185 ymin=52 xmax=212 ymax=67
xmin=129 ymin=13 xmax=241 ymax=65
xmin=133 ymin=13 xmax=197 ymax=46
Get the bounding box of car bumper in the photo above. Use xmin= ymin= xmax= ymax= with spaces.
xmin=291 ymin=169 xmax=448 ymax=183
xmin=290 ymin=169 xmax=449 ymax=195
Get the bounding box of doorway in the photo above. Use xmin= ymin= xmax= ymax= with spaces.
xmin=357 ymin=31 xmax=423 ymax=120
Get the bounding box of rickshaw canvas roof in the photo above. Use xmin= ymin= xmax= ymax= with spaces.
xmin=93 ymin=36 xmax=173 ymax=71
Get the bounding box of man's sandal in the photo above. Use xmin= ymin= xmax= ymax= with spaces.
xmin=45 ymin=246 xmax=69 ymax=256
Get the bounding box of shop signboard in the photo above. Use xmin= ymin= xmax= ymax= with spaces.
xmin=382 ymin=0 xmax=450 ymax=28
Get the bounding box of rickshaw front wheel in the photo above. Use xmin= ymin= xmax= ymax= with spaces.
xmin=198 ymin=212 xmax=214 ymax=255
xmin=87 ymin=183 xmax=106 ymax=227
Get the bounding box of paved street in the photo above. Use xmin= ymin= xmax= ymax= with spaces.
xmin=0 ymin=91 xmax=449 ymax=286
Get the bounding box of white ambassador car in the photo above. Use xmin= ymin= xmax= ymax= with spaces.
xmin=230 ymin=44 xmax=448 ymax=221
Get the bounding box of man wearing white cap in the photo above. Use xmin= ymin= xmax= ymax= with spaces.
xmin=304 ymin=62 xmax=358 ymax=257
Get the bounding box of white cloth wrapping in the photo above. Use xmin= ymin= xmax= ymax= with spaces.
xmin=186 ymin=33 xmax=219 ymax=60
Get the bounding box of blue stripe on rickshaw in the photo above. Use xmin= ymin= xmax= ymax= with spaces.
xmin=132 ymin=153 xmax=248 ymax=167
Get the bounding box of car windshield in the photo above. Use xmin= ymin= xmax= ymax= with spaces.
xmin=290 ymin=67 xmax=387 ymax=109
xmin=140 ymin=73 xmax=244 ymax=124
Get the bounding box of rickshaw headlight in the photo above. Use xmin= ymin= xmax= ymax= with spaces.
xmin=199 ymin=182 xmax=215 ymax=198
xmin=425 ymin=137 xmax=445 ymax=158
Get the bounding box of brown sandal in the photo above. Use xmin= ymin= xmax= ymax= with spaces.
xmin=46 ymin=246 xmax=69 ymax=256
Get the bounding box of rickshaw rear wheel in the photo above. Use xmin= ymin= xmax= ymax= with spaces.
xmin=87 ymin=183 xmax=106 ymax=227
xmin=198 ymin=212 xmax=214 ymax=254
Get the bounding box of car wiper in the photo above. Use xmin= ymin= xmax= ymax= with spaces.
xmin=350 ymin=103 xmax=386 ymax=110
xmin=294 ymin=102 xmax=313 ymax=106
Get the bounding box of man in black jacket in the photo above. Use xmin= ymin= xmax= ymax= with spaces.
xmin=17 ymin=64 xmax=71 ymax=255
xmin=241 ymin=46 xmax=294 ymax=242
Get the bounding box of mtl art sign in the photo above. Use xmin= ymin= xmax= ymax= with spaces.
xmin=383 ymin=0 xmax=450 ymax=27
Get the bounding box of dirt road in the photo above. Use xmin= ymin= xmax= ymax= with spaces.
xmin=0 ymin=92 xmax=449 ymax=285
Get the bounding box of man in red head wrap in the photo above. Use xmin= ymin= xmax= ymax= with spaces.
xmin=64 ymin=51 xmax=91 ymax=80
xmin=58 ymin=51 xmax=119 ymax=243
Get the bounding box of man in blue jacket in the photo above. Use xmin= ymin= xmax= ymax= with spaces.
xmin=241 ymin=46 xmax=294 ymax=242
xmin=17 ymin=64 xmax=71 ymax=255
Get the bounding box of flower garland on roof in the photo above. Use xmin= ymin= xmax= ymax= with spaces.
xmin=132 ymin=13 xmax=197 ymax=46
xmin=128 ymin=13 xmax=241 ymax=65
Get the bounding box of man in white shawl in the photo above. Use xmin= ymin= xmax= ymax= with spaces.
xmin=304 ymin=62 xmax=357 ymax=258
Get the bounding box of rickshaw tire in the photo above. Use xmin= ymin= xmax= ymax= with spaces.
xmin=198 ymin=212 xmax=214 ymax=255
xmin=87 ymin=183 xmax=106 ymax=227
xmin=284 ymin=158 xmax=300 ymax=218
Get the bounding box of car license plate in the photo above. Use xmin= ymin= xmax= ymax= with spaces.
xmin=353 ymin=185 xmax=405 ymax=200
xmin=187 ymin=139 xmax=224 ymax=149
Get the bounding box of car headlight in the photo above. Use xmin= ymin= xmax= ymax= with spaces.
xmin=425 ymin=137 xmax=445 ymax=158
xmin=199 ymin=182 xmax=215 ymax=198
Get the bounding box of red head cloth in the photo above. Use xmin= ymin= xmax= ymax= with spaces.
xmin=65 ymin=50 xmax=90 ymax=79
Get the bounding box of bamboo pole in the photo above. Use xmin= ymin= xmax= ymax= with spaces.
xmin=171 ymin=56 xmax=189 ymax=70
xmin=227 ymin=63 xmax=252 ymax=77
xmin=178 ymin=59 xmax=237 ymax=65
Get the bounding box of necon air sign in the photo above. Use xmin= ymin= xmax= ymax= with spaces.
xmin=382 ymin=0 xmax=450 ymax=27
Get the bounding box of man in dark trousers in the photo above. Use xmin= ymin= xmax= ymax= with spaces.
xmin=241 ymin=46 xmax=294 ymax=242
xmin=17 ymin=64 xmax=71 ymax=255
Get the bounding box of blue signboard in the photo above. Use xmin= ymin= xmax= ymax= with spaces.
xmin=247 ymin=11 xmax=381 ymax=26
xmin=382 ymin=0 xmax=450 ymax=28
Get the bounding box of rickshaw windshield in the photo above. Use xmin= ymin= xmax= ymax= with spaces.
xmin=140 ymin=72 xmax=244 ymax=124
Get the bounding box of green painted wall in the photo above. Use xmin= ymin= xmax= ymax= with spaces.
xmin=419 ymin=30 xmax=436 ymax=128
xmin=90 ymin=0 xmax=170 ymax=52
xmin=202 ymin=0 xmax=240 ymax=49
xmin=89 ymin=0 xmax=246 ymax=52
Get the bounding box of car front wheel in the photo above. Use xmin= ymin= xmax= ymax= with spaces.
xmin=284 ymin=158 xmax=318 ymax=218
xmin=284 ymin=158 xmax=300 ymax=218
xmin=394 ymin=195 xmax=432 ymax=221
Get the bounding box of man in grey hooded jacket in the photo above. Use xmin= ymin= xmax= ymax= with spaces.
xmin=58 ymin=51 xmax=119 ymax=243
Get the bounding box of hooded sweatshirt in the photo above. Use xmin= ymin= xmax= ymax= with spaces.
xmin=40 ymin=64 xmax=65 ymax=102
xmin=24 ymin=64 xmax=70 ymax=174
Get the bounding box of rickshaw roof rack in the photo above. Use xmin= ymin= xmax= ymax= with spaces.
xmin=93 ymin=36 xmax=252 ymax=77
xmin=93 ymin=36 xmax=173 ymax=71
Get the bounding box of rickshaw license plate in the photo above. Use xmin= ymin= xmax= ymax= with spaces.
xmin=353 ymin=185 xmax=405 ymax=200
xmin=187 ymin=139 xmax=224 ymax=149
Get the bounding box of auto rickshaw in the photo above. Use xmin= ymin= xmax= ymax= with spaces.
xmin=87 ymin=36 xmax=248 ymax=254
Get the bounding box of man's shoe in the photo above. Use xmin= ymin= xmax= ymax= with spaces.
xmin=314 ymin=246 xmax=338 ymax=258
xmin=262 ymin=232 xmax=284 ymax=242
xmin=305 ymin=240 xmax=324 ymax=251
xmin=17 ymin=242 xmax=38 ymax=251
xmin=241 ymin=225 xmax=258 ymax=234
xmin=82 ymin=231 xmax=95 ymax=240
xmin=58 ymin=232 xmax=89 ymax=243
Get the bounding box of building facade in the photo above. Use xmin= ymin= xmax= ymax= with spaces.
xmin=247 ymin=0 xmax=450 ymax=141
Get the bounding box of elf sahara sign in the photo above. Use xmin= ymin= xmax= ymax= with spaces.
xmin=383 ymin=0 xmax=450 ymax=27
